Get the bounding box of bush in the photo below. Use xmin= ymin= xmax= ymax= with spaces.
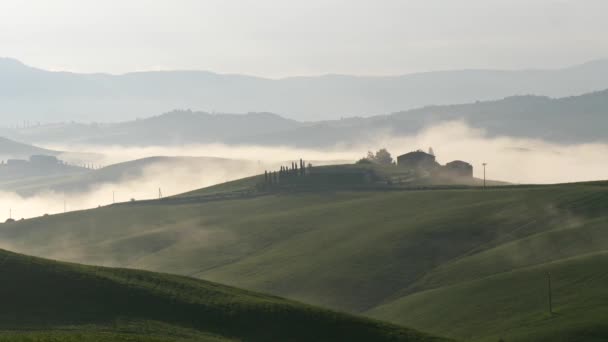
xmin=356 ymin=158 xmax=373 ymax=164
xmin=358 ymin=149 xmax=393 ymax=165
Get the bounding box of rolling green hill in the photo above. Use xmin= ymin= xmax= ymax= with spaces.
xmin=0 ymin=179 xmax=606 ymax=341
xmin=0 ymin=248 xmax=446 ymax=342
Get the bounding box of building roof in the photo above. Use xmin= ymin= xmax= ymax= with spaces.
xmin=397 ymin=150 xmax=435 ymax=159
xmin=446 ymin=160 xmax=472 ymax=166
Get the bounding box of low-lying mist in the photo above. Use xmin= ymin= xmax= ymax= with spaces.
xmin=1 ymin=121 xmax=606 ymax=220
xmin=0 ymin=160 xmax=261 ymax=221
xmin=375 ymin=121 xmax=608 ymax=185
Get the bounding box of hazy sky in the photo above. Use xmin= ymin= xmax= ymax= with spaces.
xmin=1 ymin=0 xmax=606 ymax=77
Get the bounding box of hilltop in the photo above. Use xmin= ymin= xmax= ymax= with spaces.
xmin=0 ymin=248 xmax=447 ymax=342
xmin=0 ymin=174 xmax=607 ymax=341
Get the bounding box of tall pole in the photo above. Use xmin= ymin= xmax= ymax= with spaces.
xmin=547 ymin=272 xmax=553 ymax=315
xmin=482 ymin=163 xmax=487 ymax=189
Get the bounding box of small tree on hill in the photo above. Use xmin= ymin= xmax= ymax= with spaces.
xmin=358 ymin=148 xmax=393 ymax=165
xmin=374 ymin=148 xmax=393 ymax=165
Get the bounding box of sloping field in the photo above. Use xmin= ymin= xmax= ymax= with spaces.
xmin=0 ymin=181 xmax=607 ymax=340
xmin=0 ymin=248 xmax=445 ymax=342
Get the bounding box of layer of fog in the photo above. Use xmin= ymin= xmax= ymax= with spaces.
xmin=1 ymin=121 xmax=607 ymax=221
xmin=375 ymin=121 xmax=608 ymax=185
xmin=0 ymin=160 xmax=262 ymax=221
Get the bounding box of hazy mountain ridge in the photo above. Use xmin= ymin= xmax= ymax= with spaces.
xmin=7 ymin=89 xmax=608 ymax=147
xmin=6 ymin=110 xmax=302 ymax=145
xmin=2 ymin=57 xmax=608 ymax=122
xmin=0 ymin=136 xmax=59 ymax=159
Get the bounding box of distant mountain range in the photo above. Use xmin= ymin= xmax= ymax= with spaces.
xmin=2 ymin=57 xmax=608 ymax=122
xmin=6 ymin=89 xmax=608 ymax=147
xmin=7 ymin=110 xmax=300 ymax=146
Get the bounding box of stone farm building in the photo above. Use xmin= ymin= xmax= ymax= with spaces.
xmin=444 ymin=160 xmax=473 ymax=178
xmin=396 ymin=150 xmax=440 ymax=171
xmin=396 ymin=150 xmax=473 ymax=179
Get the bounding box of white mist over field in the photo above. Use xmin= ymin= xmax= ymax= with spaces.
xmin=376 ymin=122 xmax=608 ymax=185
xmin=0 ymin=159 xmax=266 ymax=221
xmin=0 ymin=121 xmax=606 ymax=220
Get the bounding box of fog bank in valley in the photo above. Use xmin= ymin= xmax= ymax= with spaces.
xmin=1 ymin=121 xmax=606 ymax=221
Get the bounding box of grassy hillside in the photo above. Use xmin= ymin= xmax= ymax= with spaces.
xmin=176 ymin=163 xmax=505 ymax=199
xmin=0 ymin=180 xmax=607 ymax=341
xmin=0 ymin=248 xmax=446 ymax=342
xmin=370 ymin=251 xmax=608 ymax=342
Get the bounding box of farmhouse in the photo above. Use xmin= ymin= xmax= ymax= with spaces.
xmin=444 ymin=160 xmax=473 ymax=178
xmin=397 ymin=149 xmax=474 ymax=179
xmin=396 ymin=150 xmax=440 ymax=171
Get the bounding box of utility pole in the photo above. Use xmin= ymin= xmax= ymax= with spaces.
xmin=547 ymin=272 xmax=553 ymax=316
xmin=113 ymin=191 xmax=115 ymax=204
xmin=482 ymin=163 xmax=487 ymax=189
xmin=159 ymin=188 xmax=163 ymax=199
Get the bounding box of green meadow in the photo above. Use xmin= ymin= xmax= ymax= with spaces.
xmin=0 ymin=248 xmax=445 ymax=341
xmin=1 ymin=174 xmax=607 ymax=341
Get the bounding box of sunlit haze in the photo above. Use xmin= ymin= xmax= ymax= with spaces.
xmin=1 ymin=0 xmax=607 ymax=77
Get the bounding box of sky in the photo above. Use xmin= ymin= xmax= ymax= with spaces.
xmin=0 ymin=0 xmax=607 ymax=77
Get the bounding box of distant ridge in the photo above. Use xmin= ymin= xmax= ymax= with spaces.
xmin=2 ymin=57 xmax=608 ymax=122
xmin=5 ymin=110 xmax=301 ymax=145
xmin=7 ymin=89 xmax=608 ymax=147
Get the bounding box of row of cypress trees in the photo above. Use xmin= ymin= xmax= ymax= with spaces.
xmin=264 ymin=159 xmax=309 ymax=185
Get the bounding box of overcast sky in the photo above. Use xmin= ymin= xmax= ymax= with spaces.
xmin=0 ymin=0 xmax=606 ymax=77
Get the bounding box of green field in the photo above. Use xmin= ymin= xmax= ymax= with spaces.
xmin=0 ymin=177 xmax=607 ymax=341
xmin=0 ymin=248 xmax=446 ymax=342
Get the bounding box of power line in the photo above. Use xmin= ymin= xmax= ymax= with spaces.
xmin=482 ymin=163 xmax=487 ymax=189
xmin=547 ymin=272 xmax=553 ymax=316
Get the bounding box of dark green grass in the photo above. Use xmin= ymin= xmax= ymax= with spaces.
xmin=176 ymin=163 xmax=507 ymax=199
xmin=0 ymin=249 xmax=447 ymax=342
xmin=175 ymin=174 xmax=262 ymax=198
xmin=1 ymin=180 xmax=607 ymax=341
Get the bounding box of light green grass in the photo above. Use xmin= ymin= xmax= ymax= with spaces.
xmin=1 ymin=180 xmax=607 ymax=341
